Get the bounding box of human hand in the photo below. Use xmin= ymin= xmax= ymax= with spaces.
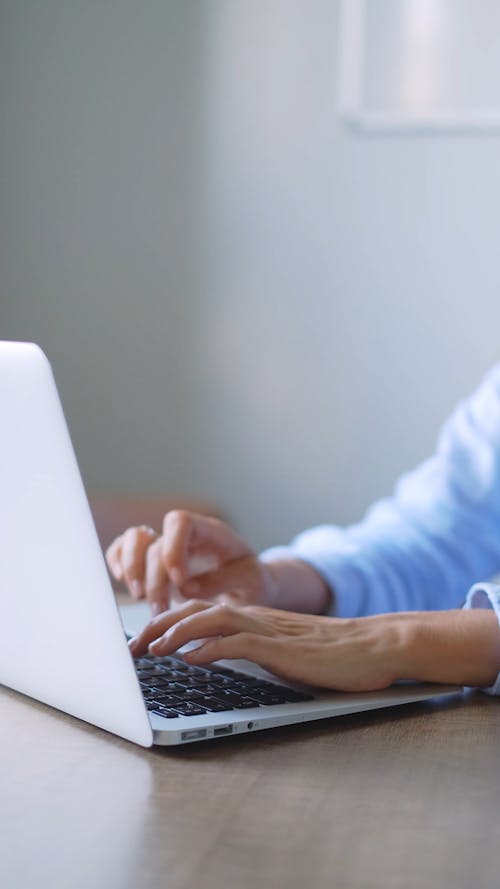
xmin=105 ymin=510 xmax=283 ymax=615
xmin=128 ymin=599 xmax=407 ymax=691
xmin=128 ymin=602 xmax=500 ymax=692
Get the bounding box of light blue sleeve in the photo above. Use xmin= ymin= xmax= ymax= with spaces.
xmin=463 ymin=582 xmax=500 ymax=695
xmin=260 ymin=364 xmax=500 ymax=619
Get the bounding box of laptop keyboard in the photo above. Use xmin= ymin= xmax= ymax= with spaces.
xmin=134 ymin=654 xmax=315 ymax=718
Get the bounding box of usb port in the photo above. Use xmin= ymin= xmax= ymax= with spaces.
xmin=214 ymin=725 xmax=233 ymax=736
xmin=181 ymin=728 xmax=207 ymax=741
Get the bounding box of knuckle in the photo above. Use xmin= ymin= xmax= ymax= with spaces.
xmin=123 ymin=526 xmax=139 ymax=544
xmin=184 ymin=598 xmax=201 ymax=609
xmin=123 ymin=525 xmax=154 ymax=551
xmin=163 ymin=508 xmax=191 ymax=530
xmin=139 ymin=524 xmax=157 ymax=536
xmin=135 ymin=526 xmax=155 ymax=544
xmin=216 ymin=602 xmax=234 ymax=617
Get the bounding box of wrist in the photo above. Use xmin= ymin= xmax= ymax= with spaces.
xmin=261 ymin=558 xmax=332 ymax=614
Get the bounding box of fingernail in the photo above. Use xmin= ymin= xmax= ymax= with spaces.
xmin=128 ymin=636 xmax=138 ymax=653
xmin=130 ymin=580 xmax=143 ymax=599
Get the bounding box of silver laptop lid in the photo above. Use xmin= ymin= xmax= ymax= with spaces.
xmin=0 ymin=342 xmax=152 ymax=747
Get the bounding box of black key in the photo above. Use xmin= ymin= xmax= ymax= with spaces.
xmin=159 ymin=682 xmax=186 ymax=692
xmin=247 ymin=693 xmax=288 ymax=706
xmin=246 ymin=684 xmax=289 ymax=698
xmin=248 ymin=681 xmax=314 ymax=701
xmin=230 ymin=678 xmax=262 ymax=689
xmin=279 ymin=690 xmax=315 ymax=703
xmin=205 ymin=665 xmax=234 ymax=675
xmin=167 ymin=690 xmax=203 ymax=703
xmin=252 ymin=682 xmax=284 ymax=692
xmin=171 ymin=703 xmax=207 ymax=716
xmin=151 ymin=709 xmax=179 ymax=718
xmin=221 ymin=681 xmax=267 ymax=695
xmin=207 ymin=680 xmax=241 ymax=690
xmin=212 ymin=693 xmax=246 ymax=707
xmin=153 ymin=695 xmax=184 ymax=707
xmin=198 ymin=697 xmax=234 ymax=713
xmin=171 ymin=659 xmax=188 ymax=668
xmin=177 ymin=676 xmax=213 ymax=688
xmin=220 ymin=670 xmax=250 ymax=680
xmin=219 ymin=680 xmax=254 ymax=692
xmin=234 ymin=698 xmax=261 ymax=709
xmin=208 ymin=667 xmax=250 ymax=679
xmin=190 ymin=682 xmax=222 ymax=694
xmin=213 ymin=686 xmax=244 ymax=696
xmin=153 ymin=676 xmax=185 ymax=687
xmin=210 ymin=673 xmax=238 ymax=682
xmin=245 ymin=687 xmax=278 ymax=698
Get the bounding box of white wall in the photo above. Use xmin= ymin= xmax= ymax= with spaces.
xmin=0 ymin=0 xmax=206 ymax=499
xmin=2 ymin=1 xmax=500 ymax=550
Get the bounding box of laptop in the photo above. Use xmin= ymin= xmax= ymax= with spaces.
xmin=0 ymin=341 xmax=461 ymax=746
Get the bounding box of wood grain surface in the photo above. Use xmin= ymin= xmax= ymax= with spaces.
xmin=1 ymin=686 xmax=500 ymax=889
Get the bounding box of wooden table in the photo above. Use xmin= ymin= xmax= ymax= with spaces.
xmin=1 ymin=684 xmax=499 ymax=889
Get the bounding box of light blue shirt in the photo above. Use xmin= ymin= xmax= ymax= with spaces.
xmin=261 ymin=364 xmax=500 ymax=693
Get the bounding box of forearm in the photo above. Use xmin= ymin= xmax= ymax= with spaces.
xmin=251 ymin=556 xmax=500 ymax=688
xmin=393 ymin=609 xmax=500 ymax=688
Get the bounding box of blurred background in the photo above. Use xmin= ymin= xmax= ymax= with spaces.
xmin=1 ymin=0 xmax=500 ymax=551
